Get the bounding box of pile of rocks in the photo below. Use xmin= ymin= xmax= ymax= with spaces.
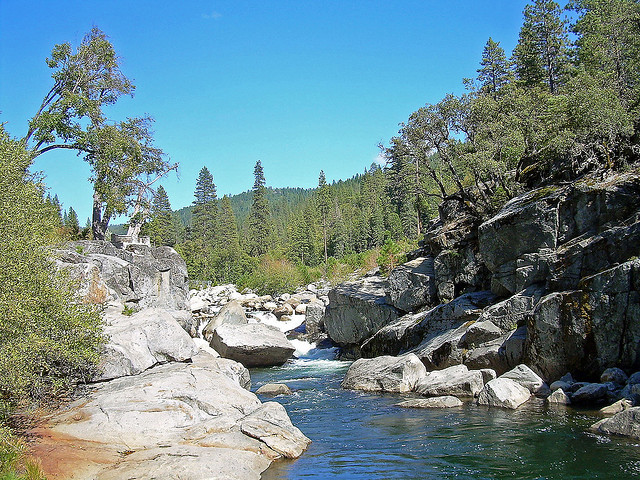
xmin=188 ymin=283 xmax=331 ymax=348
xmin=341 ymin=355 xmax=550 ymax=410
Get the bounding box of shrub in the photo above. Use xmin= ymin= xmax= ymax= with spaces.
xmin=0 ymin=426 xmax=45 ymax=480
xmin=0 ymin=128 xmax=103 ymax=409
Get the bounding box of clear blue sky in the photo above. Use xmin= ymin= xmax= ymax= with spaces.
xmin=1 ymin=1 xmax=530 ymax=222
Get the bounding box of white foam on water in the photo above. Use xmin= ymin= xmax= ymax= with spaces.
xmin=290 ymin=339 xmax=316 ymax=357
xmin=250 ymin=311 xmax=305 ymax=333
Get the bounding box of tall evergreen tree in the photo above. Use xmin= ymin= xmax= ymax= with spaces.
xmin=65 ymin=207 xmax=80 ymax=239
xmin=246 ymin=160 xmax=272 ymax=256
xmin=512 ymin=0 xmax=570 ymax=93
xmin=191 ymin=166 xmax=217 ymax=244
xmin=147 ymin=185 xmax=174 ymax=246
xmin=218 ymin=195 xmax=240 ymax=249
xmin=477 ymin=38 xmax=512 ymax=99
xmin=317 ymin=170 xmax=331 ymax=264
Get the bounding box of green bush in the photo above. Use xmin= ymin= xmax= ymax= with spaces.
xmin=0 ymin=128 xmax=103 ymax=409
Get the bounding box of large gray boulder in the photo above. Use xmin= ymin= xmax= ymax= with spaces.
xmin=477 ymin=377 xmax=531 ymax=409
xmin=385 ymin=257 xmax=437 ymax=312
xmin=97 ymin=308 xmax=198 ymax=381
xmin=56 ymin=240 xmax=189 ymax=311
xmin=324 ymin=276 xmax=400 ymax=352
xmin=341 ymin=354 xmax=427 ymax=393
xmin=32 ymin=359 xmax=309 ymax=479
xmin=211 ymin=323 xmax=296 ymax=367
xmin=592 ymin=407 xmax=640 ymax=440
xmin=526 ymin=259 xmax=640 ymax=381
xmin=304 ymin=301 xmax=326 ymax=338
xmin=202 ymin=300 xmax=248 ymax=341
xmin=500 ymin=364 xmax=549 ymax=396
xmin=414 ymin=364 xmax=484 ymax=398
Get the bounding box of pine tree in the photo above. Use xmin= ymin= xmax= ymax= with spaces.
xmin=317 ymin=170 xmax=331 ymax=264
xmin=477 ymin=38 xmax=512 ymax=99
xmin=246 ymin=160 xmax=272 ymax=256
xmin=147 ymin=186 xmax=174 ymax=246
xmin=191 ymin=166 xmax=217 ymax=245
xmin=65 ymin=207 xmax=80 ymax=239
xmin=512 ymin=0 xmax=570 ymax=93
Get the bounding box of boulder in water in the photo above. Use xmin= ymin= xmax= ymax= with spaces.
xmin=210 ymin=323 xmax=296 ymax=368
xmin=396 ymin=396 xmax=463 ymax=409
xmin=414 ymin=364 xmax=484 ymax=398
xmin=341 ymin=354 xmax=427 ymax=393
xmin=477 ymin=377 xmax=531 ymax=409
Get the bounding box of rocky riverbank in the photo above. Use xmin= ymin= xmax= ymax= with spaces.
xmin=323 ymin=171 xmax=640 ymax=441
xmin=32 ymin=241 xmax=311 ymax=480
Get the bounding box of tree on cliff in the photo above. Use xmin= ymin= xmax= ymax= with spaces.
xmin=245 ymin=160 xmax=272 ymax=256
xmin=477 ymin=38 xmax=512 ymax=100
xmin=23 ymin=27 xmax=176 ymax=240
xmin=512 ymin=0 xmax=570 ymax=93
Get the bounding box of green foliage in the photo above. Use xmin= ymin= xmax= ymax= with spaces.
xmin=24 ymin=27 xmax=176 ymax=240
xmin=0 ymin=128 xmax=102 ymax=409
xmin=0 ymin=426 xmax=45 ymax=480
xmin=245 ymin=160 xmax=272 ymax=256
xmin=238 ymin=254 xmax=320 ymax=296
xmin=377 ymin=238 xmax=410 ymax=275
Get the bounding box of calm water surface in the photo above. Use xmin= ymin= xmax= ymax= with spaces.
xmin=251 ymin=353 xmax=640 ymax=480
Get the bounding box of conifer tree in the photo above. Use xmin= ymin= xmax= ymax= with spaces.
xmin=512 ymin=0 xmax=570 ymax=93
xmin=217 ymin=195 xmax=240 ymax=249
xmin=65 ymin=207 xmax=80 ymax=239
xmin=317 ymin=170 xmax=331 ymax=264
xmin=147 ymin=185 xmax=174 ymax=246
xmin=191 ymin=166 xmax=217 ymax=245
xmin=246 ymin=160 xmax=272 ymax=256
xmin=477 ymin=38 xmax=512 ymax=99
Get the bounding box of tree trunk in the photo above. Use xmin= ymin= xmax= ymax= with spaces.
xmin=92 ymin=192 xmax=110 ymax=240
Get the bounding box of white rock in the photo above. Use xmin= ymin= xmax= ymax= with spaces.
xmin=477 ymin=377 xmax=531 ymax=409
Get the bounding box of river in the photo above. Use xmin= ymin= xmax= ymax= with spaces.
xmin=251 ymin=345 xmax=640 ymax=480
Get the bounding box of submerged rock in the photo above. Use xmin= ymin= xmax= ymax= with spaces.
xmin=592 ymin=407 xmax=640 ymax=440
xmin=256 ymin=383 xmax=293 ymax=396
xmin=341 ymin=354 xmax=426 ymax=393
xmin=397 ymin=396 xmax=463 ymax=409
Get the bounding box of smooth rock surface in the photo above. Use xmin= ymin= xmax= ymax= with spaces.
xmin=240 ymin=402 xmax=311 ymax=458
xmin=477 ymin=377 xmax=531 ymax=409
xmin=546 ymin=388 xmax=571 ymax=405
xmin=341 ymin=354 xmax=427 ymax=393
xmin=202 ymin=301 xmax=248 ymax=341
xmin=592 ymin=407 xmax=640 ymax=440
xmin=415 ymin=365 xmax=484 ymax=398
xmin=256 ymin=383 xmax=293 ymax=396
xmin=97 ymin=308 xmax=198 ymax=381
xmin=211 ymin=323 xmax=296 ymax=368
xmin=500 ymin=364 xmax=550 ymax=396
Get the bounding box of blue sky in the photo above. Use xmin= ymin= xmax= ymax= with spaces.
xmin=1 ymin=1 xmax=530 ymax=222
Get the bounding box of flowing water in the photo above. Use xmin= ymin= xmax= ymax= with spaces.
xmin=252 ymin=347 xmax=640 ymax=480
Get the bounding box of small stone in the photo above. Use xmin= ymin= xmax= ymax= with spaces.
xmin=546 ymin=388 xmax=571 ymax=405
xmin=256 ymin=383 xmax=292 ymax=396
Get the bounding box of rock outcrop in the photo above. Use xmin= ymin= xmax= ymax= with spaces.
xmin=56 ymin=240 xmax=189 ymax=311
xmin=324 ymin=276 xmax=400 ymax=355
